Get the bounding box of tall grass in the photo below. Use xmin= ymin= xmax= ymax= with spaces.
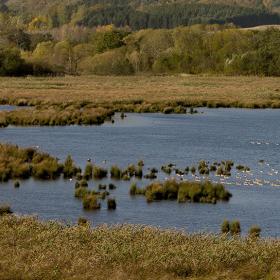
xmin=1 ymin=215 xmax=280 ymax=280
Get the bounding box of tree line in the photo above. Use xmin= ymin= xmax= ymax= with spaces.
xmin=1 ymin=20 xmax=280 ymax=76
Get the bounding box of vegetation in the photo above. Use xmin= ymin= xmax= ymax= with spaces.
xmin=137 ymin=179 xmax=232 ymax=203
xmin=107 ymin=198 xmax=117 ymax=210
xmin=14 ymin=180 xmax=20 ymax=188
xmin=0 ymin=143 xmax=66 ymax=181
xmin=93 ymin=166 xmax=108 ymax=179
xmin=110 ymin=165 xmax=122 ymax=179
xmin=249 ymin=225 xmax=262 ymax=238
xmin=1 ymin=215 xmax=280 ymax=279
xmin=82 ymin=194 xmax=101 ymax=210
xmin=0 ymin=204 xmax=12 ymax=215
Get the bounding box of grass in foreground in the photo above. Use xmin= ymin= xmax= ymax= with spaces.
xmin=0 ymin=215 xmax=279 ymax=280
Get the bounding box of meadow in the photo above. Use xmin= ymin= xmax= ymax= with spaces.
xmin=0 ymin=75 xmax=280 ymax=109
xmin=0 ymin=215 xmax=279 ymax=280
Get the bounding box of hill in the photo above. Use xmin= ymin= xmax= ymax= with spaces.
xmin=1 ymin=0 xmax=280 ymax=29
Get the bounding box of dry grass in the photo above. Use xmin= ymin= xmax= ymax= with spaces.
xmin=0 ymin=215 xmax=279 ymax=280
xmin=0 ymin=75 xmax=280 ymax=108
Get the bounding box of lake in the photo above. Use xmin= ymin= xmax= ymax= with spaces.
xmin=0 ymin=108 xmax=280 ymax=236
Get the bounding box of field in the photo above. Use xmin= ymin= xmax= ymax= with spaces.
xmin=0 ymin=215 xmax=280 ymax=280
xmin=1 ymin=75 xmax=280 ymax=108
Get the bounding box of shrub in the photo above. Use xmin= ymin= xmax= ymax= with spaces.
xmin=230 ymin=221 xmax=241 ymax=236
xmin=93 ymin=166 xmax=107 ymax=179
xmin=32 ymin=158 xmax=62 ymax=180
xmin=107 ymin=198 xmax=117 ymax=210
xmin=0 ymin=204 xmax=12 ymax=215
xmin=82 ymin=194 xmax=101 ymax=210
xmin=110 ymin=165 xmax=122 ymax=179
xmin=249 ymin=226 xmax=261 ymax=239
xmin=221 ymin=220 xmax=230 ymax=234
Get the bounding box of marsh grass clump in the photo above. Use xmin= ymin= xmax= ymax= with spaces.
xmin=138 ymin=160 xmax=144 ymax=167
xmin=236 ymin=165 xmax=251 ymax=172
xmin=98 ymin=184 xmax=107 ymax=190
xmin=249 ymin=226 xmax=261 ymax=239
xmin=77 ymin=217 xmax=89 ymax=227
xmin=110 ymin=165 xmax=122 ymax=179
xmin=0 ymin=204 xmax=12 ymax=215
xmin=142 ymin=180 xmax=231 ymax=203
xmin=109 ymin=183 xmax=117 ymax=190
xmin=93 ymin=166 xmax=108 ymax=179
xmin=0 ymin=144 xmax=66 ymax=182
xmin=63 ymin=155 xmax=80 ymax=179
xmin=230 ymin=221 xmax=241 ymax=236
xmin=144 ymin=172 xmax=157 ymax=180
xmin=107 ymin=198 xmax=117 ymax=210
xmin=221 ymin=220 xmax=230 ymax=234
xmin=75 ymin=187 xmax=90 ymax=199
xmin=100 ymin=191 xmax=110 ymax=200
xmin=190 ymin=166 xmax=196 ymax=174
xmin=82 ymin=194 xmax=101 ymax=210
xmin=130 ymin=182 xmax=145 ymax=195
xmin=14 ymin=180 xmax=20 ymax=188
xmin=161 ymin=165 xmax=172 ymax=175
xmin=83 ymin=163 xmax=93 ymax=180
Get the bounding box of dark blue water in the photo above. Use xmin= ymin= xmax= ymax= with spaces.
xmin=0 ymin=109 xmax=280 ymax=236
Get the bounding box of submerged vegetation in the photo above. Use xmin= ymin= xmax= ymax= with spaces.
xmin=0 ymin=215 xmax=280 ymax=279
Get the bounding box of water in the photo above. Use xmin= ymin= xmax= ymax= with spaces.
xmin=0 ymin=109 xmax=280 ymax=236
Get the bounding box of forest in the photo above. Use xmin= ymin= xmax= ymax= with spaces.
xmin=1 ymin=0 xmax=280 ymax=77
xmin=1 ymin=18 xmax=280 ymax=77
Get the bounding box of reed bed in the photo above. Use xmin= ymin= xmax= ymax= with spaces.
xmin=0 ymin=215 xmax=279 ymax=279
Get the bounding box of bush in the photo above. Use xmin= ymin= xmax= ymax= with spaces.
xmin=82 ymin=194 xmax=101 ymax=210
xmin=107 ymin=198 xmax=117 ymax=210
xmin=249 ymin=226 xmax=261 ymax=239
xmin=93 ymin=166 xmax=107 ymax=179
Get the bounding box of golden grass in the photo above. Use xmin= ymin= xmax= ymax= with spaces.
xmin=0 ymin=215 xmax=279 ymax=280
xmin=0 ymin=75 xmax=280 ymax=108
